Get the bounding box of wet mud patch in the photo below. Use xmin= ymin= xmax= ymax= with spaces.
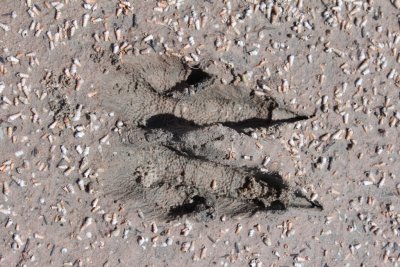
xmin=98 ymin=54 xmax=320 ymax=221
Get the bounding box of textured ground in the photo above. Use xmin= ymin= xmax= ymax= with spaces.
xmin=1 ymin=0 xmax=400 ymax=266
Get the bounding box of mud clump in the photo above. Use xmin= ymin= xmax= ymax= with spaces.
xmin=48 ymin=97 xmax=73 ymax=122
xmin=99 ymin=54 xmax=319 ymax=220
xmin=42 ymin=73 xmax=74 ymax=122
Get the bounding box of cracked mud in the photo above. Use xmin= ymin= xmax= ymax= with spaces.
xmin=99 ymin=55 xmax=320 ymax=220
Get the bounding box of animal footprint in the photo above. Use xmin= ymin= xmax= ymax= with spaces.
xmin=100 ymin=54 xmax=320 ymax=220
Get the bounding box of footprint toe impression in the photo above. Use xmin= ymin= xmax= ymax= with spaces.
xmin=100 ymin=55 xmax=318 ymax=220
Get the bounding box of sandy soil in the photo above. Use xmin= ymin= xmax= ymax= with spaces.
xmin=1 ymin=0 xmax=400 ymax=266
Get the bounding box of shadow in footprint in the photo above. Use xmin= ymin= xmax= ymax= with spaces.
xmin=221 ymin=116 xmax=311 ymax=133
xmin=145 ymin=114 xmax=201 ymax=135
xmin=145 ymin=113 xmax=311 ymax=135
xmin=163 ymin=65 xmax=213 ymax=96
xmin=168 ymin=195 xmax=215 ymax=219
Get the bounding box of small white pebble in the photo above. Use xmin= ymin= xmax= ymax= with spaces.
xmin=362 ymin=181 xmax=373 ymax=186
xmin=15 ymin=150 xmax=24 ymax=157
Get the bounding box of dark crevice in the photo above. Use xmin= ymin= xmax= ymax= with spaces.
xmin=163 ymin=66 xmax=213 ymax=96
xmin=266 ymin=99 xmax=277 ymax=121
xmin=186 ymin=67 xmax=211 ymax=85
xmin=268 ymin=200 xmax=287 ymax=210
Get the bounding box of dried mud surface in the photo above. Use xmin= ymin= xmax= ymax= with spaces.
xmin=0 ymin=0 xmax=400 ymax=266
